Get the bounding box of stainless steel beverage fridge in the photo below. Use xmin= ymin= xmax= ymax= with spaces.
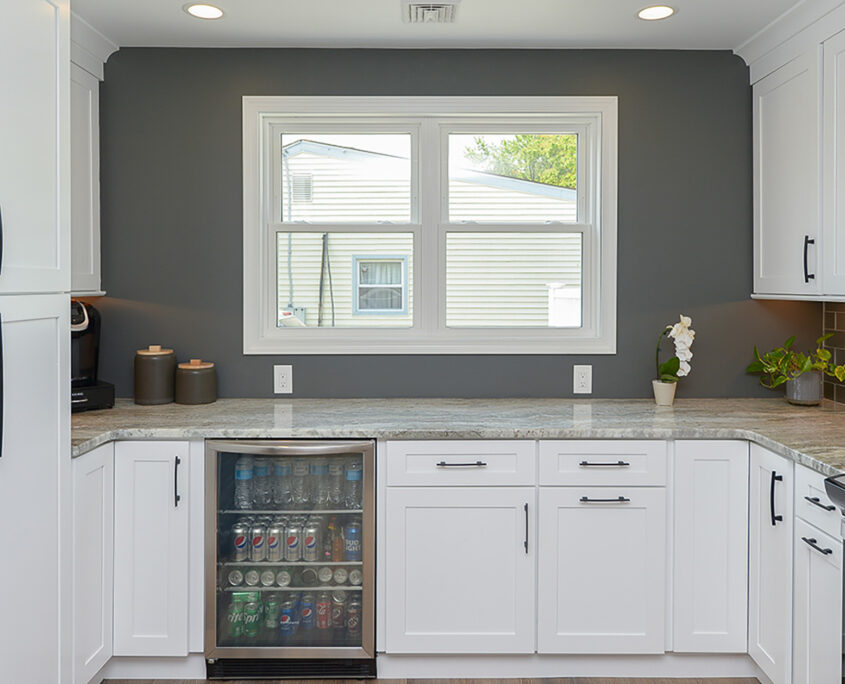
xmin=204 ymin=440 xmax=376 ymax=679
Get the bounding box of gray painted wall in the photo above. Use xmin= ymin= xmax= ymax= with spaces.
xmin=96 ymin=48 xmax=821 ymax=398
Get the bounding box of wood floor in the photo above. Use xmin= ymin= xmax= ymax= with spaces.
xmin=105 ymin=678 xmax=761 ymax=683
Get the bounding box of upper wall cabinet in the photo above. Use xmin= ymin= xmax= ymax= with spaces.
xmin=823 ymin=29 xmax=845 ymax=295
xmin=0 ymin=0 xmax=70 ymax=295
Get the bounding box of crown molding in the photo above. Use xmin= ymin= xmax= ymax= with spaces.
xmin=70 ymin=12 xmax=118 ymax=81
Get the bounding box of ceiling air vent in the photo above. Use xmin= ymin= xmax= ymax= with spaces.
xmin=402 ymin=0 xmax=461 ymax=23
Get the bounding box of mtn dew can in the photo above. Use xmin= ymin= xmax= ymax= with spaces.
xmin=227 ymin=600 xmax=244 ymax=638
xmin=243 ymin=601 xmax=262 ymax=638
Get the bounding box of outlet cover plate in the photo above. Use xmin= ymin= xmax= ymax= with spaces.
xmin=274 ymin=365 xmax=293 ymax=394
xmin=573 ymin=365 xmax=592 ymax=394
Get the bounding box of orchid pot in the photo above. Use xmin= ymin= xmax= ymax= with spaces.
xmin=652 ymin=315 xmax=695 ymax=407
xmin=652 ymin=380 xmax=677 ymax=406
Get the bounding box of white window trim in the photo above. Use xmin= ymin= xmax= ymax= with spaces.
xmin=243 ymin=96 xmax=617 ymax=355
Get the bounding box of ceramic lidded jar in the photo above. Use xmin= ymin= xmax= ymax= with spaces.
xmin=134 ymin=345 xmax=176 ymax=405
xmin=175 ymin=359 xmax=217 ymax=405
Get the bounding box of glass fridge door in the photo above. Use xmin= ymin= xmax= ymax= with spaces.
xmin=205 ymin=440 xmax=375 ymax=660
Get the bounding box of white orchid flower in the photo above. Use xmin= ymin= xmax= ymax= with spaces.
xmin=678 ymin=360 xmax=691 ymax=377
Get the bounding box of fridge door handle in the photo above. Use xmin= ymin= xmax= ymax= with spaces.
xmin=174 ymin=456 xmax=181 ymax=507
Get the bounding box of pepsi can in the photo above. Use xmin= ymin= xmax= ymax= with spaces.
xmin=303 ymin=522 xmax=321 ymax=562
xmin=343 ymin=519 xmax=362 ymax=562
xmin=266 ymin=523 xmax=284 ymax=562
xmin=249 ymin=522 xmax=267 ymax=562
xmin=300 ymin=593 xmax=315 ymax=631
xmin=285 ymin=522 xmax=302 ymax=561
xmin=231 ymin=522 xmax=249 ymax=562
xmin=279 ymin=599 xmax=296 ymax=637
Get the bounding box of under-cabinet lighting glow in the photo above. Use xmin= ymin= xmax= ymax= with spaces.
xmin=637 ymin=5 xmax=675 ymax=20
xmin=185 ymin=4 xmax=224 ymax=19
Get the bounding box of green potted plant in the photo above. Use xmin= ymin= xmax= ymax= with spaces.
xmin=746 ymin=334 xmax=845 ymax=405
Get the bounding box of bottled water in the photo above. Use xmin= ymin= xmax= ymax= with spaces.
xmin=291 ymin=458 xmax=310 ymax=507
xmin=344 ymin=460 xmax=363 ymax=509
xmin=272 ymin=458 xmax=293 ymax=508
xmin=311 ymin=459 xmax=330 ymax=507
xmin=252 ymin=457 xmax=272 ymax=507
xmin=327 ymin=461 xmax=344 ymax=508
xmin=234 ymin=456 xmax=254 ymax=510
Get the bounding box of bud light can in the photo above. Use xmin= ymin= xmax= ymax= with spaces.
xmin=285 ymin=522 xmax=302 ymax=561
xmin=303 ymin=522 xmax=321 ymax=562
xmin=331 ymin=590 xmax=347 ymax=628
xmin=243 ymin=601 xmax=262 ymax=638
xmin=279 ymin=599 xmax=296 ymax=637
xmin=266 ymin=523 xmax=284 ymax=562
xmin=316 ymin=591 xmax=331 ymax=629
xmin=346 ymin=596 xmax=362 ymax=638
xmin=231 ymin=522 xmax=249 ymax=562
xmin=300 ymin=593 xmax=315 ymax=631
xmin=249 ymin=522 xmax=267 ymax=562
xmin=227 ymin=600 xmax=244 ymax=638
xmin=343 ymin=519 xmax=362 ymax=562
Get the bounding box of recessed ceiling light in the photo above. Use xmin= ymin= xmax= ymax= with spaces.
xmin=184 ymin=3 xmax=224 ymax=19
xmin=637 ymin=5 xmax=675 ymax=20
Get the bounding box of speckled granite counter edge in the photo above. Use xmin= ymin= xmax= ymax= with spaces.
xmin=71 ymin=426 xmax=843 ymax=478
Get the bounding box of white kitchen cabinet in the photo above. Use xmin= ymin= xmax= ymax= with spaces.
xmin=72 ymin=442 xmax=114 ymax=684
xmin=0 ymin=0 xmax=70 ymax=295
xmin=384 ymin=486 xmax=535 ymax=653
xmin=537 ymin=486 xmax=666 ymax=654
xmin=114 ymin=441 xmax=190 ymax=657
xmin=70 ymin=62 xmax=102 ymax=295
xmin=753 ymin=49 xmax=822 ymax=297
xmin=793 ymin=517 xmax=843 ymax=684
xmin=823 ymin=29 xmax=845 ymax=295
xmin=0 ymin=294 xmax=70 ymax=682
xmin=748 ymin=444 xmax=794 ymax=684
xmin=672 ymin=441 xmax=748 ymax=653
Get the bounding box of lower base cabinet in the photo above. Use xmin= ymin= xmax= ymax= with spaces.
xmin=793 ymin=518 xmax=843 ymax=684
xmin=384 ymin=486 xmax=536 ymax=653
xmin=537 ymin=487 xmax=667 ymax=654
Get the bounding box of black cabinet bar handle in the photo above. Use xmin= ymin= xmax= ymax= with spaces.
xmin=580 ymin=496 xmax=631 ymax=503
xmin=436 ymin=460 xmax=487 ymax=467
xmin=523 ymin=503 xmax=529 ymax=554
xmin=802 ymin=536 xmax=834 ymax=555
xmin=578 ymin=460 xmax=630 ymax=467
xmin=770 ymin=471 xmax=783 ymax=526
xmin=174 ymin=456 xmax=181 ymax=507
xmin=804 ymin=496 xmax=836 ymax=512
xmin=804 ymin=235 xmax=816 ymax=283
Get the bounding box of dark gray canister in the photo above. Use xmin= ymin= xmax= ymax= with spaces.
xmin=175 ymin=359 xmax=217 ymax=404
xmin=134 ymin=345 xmax=176 ymax=405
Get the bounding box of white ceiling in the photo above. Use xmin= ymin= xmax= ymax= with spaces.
xmin=73 ymin=0 xmax=800 ymax=50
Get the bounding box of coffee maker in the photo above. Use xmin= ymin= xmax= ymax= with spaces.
xmin=71 ymin=300 xmax=114 ymax=412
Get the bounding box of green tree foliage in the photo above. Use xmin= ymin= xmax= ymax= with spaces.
xmin=464 ymin=134 xmax=577 ymax=190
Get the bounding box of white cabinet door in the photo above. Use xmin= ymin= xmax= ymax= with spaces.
xmin=0 ymin=294 xmax=70 ymax=683
xmin=384 ymin=487 xmax=535 ymax=653
xmin=673 ymin=441 xmax=748 ymax=653
xmin=748 ymin=444 xmax=794 ymax=684
xmin=824 ymin=29 xmax=845 ymax=295
xmin=72 ymin=442 xmax=114 ymax=684
xmin=70 ymin=63 xmax=101 ymax=295
xmin=793 ymin=518 xmax=843 ymax=684
xmin=0 ymin=0 xmax=69 ymax=294
xmin=114 ymin=441 xmax=190 ymax=657
xmin=537 ymin=487 xmax=666 ymax=654
xmin=754 ymin=49 xmax=822 ymax=296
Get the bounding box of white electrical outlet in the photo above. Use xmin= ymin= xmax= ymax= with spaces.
xmin=573 ymin=365 xmax=592 ymax=394
xmin=274 ymin=365 xmax=293 ymax=394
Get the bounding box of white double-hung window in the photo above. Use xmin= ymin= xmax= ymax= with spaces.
xmin=243 ymin=96 xmax=617 ymax=354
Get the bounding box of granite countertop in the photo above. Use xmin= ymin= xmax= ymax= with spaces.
xmin=71 ymin=397 xmax=845 ymax=476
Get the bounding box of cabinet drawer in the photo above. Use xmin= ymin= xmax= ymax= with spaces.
xmin=795 ymin=464 xmax=840 ymax=538
xmin=539 ymin=440 xmax=667 ymax=486
xmin=385 ymin=440 xmax=535 ymax=486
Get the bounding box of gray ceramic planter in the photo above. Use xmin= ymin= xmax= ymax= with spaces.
xmin=785 ymin=371 xmax=823 ymax=406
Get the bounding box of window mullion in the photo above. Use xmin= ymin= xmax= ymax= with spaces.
xmin=419 ymin=118 xmax=441 ymax=334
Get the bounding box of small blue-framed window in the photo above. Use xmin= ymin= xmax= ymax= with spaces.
xmin=353 ymin=256 xmax=408 ymax=315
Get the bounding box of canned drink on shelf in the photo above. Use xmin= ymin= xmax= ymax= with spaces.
xmin=249 ymin=522 xmax=267 ymax=562
xmin=227 ymin=600 xmax=244 ymax=638
xmin=232 ymin=590 xmax=260 ymax=604
xmin=275 ymin=569 xmax=292 ymax=587
xmin=263 ymin=594 xmax=281 ymax=630
xmin=227 ymin=569 xmax=244 ymax=587
xmin=300 ymin=567 xmax=318 ymax=586
xmin=300 ymin=593 xmax=315 ymax=631
xmin=331 ymin=591 xmax=347 ymax=628
xmin=348 ymin=569 xmax=363 ymax=586
xmin=346 ymin=596 xmax=362 ymax=638
xmin=317 ymin=566 xmax=333 ymax=585
xmin=284 ymin=522 xmax=302 ymax=561
xmin=244 ymin=569 xmax=260 ymax=587
xmin=343 ymin=519 xmax=362 ymax=562
xmin=243 ymin=601 xmax=262 ymax=638
xmin=231 ymin=522 xmax=249 ymax=562
xmin=266 ymin=522 xmax=284 ymax=562
xmin=303 ymin=522 xmax=321 ymax=562
xmin=315 ymin=591 xmax=331 ymax=630
xmin=260 ymin=570 xmax=276 ymax=587
xmin=279 ymin=599 xmax=296 ymax=637
xmin=333 ymin=568 xmax=348 ymax=585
